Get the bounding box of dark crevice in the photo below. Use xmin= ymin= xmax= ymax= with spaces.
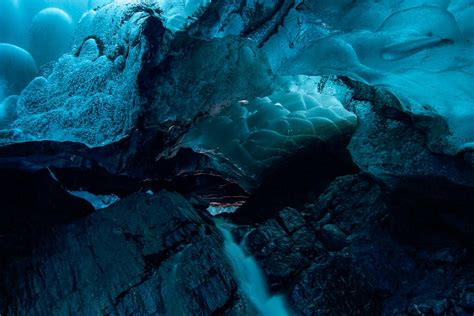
xmin=74 ymin=36 xmax=106 ymax=58
xmin=227 ymin=137 xmax=360 ymax=224
xmin=210 ymin=287 xmax=239 ymax=316
xmin=386 ymin=175 xmax=474 ymax=248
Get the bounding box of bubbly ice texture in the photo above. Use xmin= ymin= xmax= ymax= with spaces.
xmin=262 ymin=1 xmax=474 ymax=153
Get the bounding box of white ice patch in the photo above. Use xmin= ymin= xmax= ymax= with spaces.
xmin=207 ymin=204 xmax=240 ymax=216
xmin=157 ymin=0 xmax=211 ymax=32
xmin=68 ymin=190 xmax=120 ymax=210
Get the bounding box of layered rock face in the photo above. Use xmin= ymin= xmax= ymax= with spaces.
xmin=0 ymin=1 xmax=473 ymax=316
xmin=1 ymin=191 xmax=252 ymax=315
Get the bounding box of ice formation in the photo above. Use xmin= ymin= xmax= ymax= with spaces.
xmin=262 ymin=1 xmax=474 ymax=153
xmin=30 ymin=8 xmax=74 ymax=67
xmin=4 ymin=3 xmax=157 ymax=146
xmin=183 ymin=76 xmax=357 ymax=176
xmin=157 ymin=0 xmax=211 ymax=32
xmin=0 ymin=0 xmax=472 ymax=155
xmin=0 ymin=43 xmax=37 ymax=98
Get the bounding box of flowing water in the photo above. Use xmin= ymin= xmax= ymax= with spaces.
xmin=216 ymin=220 xmax=290 ymax=316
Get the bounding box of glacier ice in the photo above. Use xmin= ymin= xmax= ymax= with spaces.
xmin=0 ymin=43 xmax=37 ymax=99
xmin=0 ymin=0 xmax=88 ymax=49
xmin=262 ymin=1 xmax=474 ymax=153
xmin=145 ymin=36 xmax=274 ymax=126
xmin=30 ymin=8 xmax=74 ymax=67
xmin=2 ymin=3 xmax=164 ymax=146
xmin=0 ymin=0 xmax=472 ymax=157
xmin=0 ymin=96 xmax=19 ymax=128
xmin=183 ymin=75 xmax=357 ymax=177
xmin=157 ymin=0 xmax=211 ymax=32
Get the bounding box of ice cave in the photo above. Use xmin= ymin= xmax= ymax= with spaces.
xmin=0 ymin=0 xmax=473 ymax=315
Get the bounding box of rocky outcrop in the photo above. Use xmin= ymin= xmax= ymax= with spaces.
xmin=222 ymin=82 xmax=474 ymax=315
xmin=346 ymin=82 xmax=474 ymax=244
xmin=232 ymin=174 xmax=474 ymax=315
xmin=0 ymin=191 xmax=253 ymax=315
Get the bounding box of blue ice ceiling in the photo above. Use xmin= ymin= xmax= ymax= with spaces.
xmin=0 ymin=0 xmax=473 ymax=158
xmin=262 ymin=0 xmax=474 ymax=153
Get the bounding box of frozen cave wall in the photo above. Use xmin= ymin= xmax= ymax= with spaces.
xmin=0 ymin=1 xmax=473 ymax=315
xmin=258 ymin=0 xmax=474 ymax=154
xmin=0 ymin=0 xmax=472 ymax=159
xmin=183 ymin=75 xmax=357 ymax=177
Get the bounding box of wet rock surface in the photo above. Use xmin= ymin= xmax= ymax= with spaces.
xmin=223 ymin=82 xmax=474 ymax=315
xmin=233 ymin=173 xmax=474 ymax=315
xmin=0 ymin=191 xmax=252 ymax=315
xmin=1 ymin=78 xmax=473 ymax=316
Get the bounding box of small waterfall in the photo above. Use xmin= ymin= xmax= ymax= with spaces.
xmin=216 ymin=220 xmax=290 ymax=316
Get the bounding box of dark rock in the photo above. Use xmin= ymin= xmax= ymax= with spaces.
xmin=232 ymin=173 xmax=474 ymax=315
xmin=346 ymin=88 xmax=474 ymax=248
xmin=288 ymin=255 xmax=382 ymax=315
xmin=461 ymin=292 xmax=474 ymax=310
xmin=241 ymin=215 xmax=323 ymax=292
xmin=0 ymin=191 xmax=251 ymax=315
xmin=229 ymin=138 xmax=360 ymax=224
xmin=0 ymin=167 xmax=94 ymax=268
xmin=431 ymin=299 xmax=450 ymax=315
xmin=320 ymin=224 xmax=347 ymax=251
xmin=348 ymin=95 xmax=474 ymax=190
xmin=278 ymin=207 xmax=305 ymax=234
xmin=454 ymin=305 xmax=472 ymax=316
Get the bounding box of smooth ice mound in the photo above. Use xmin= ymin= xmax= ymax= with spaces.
xmin=0 ymin=43 xmax=37 ymax=99
xmin=30 ymin=8 xmax=74 ymax=67
xmin=264 ymin=1 xmax=474 ymax=153
xmin=183 ymin=75 xmax=357 ymax=176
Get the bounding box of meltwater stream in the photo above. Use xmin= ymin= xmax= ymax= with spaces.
xmin=216 ymin=220 xmax=290 ymax=316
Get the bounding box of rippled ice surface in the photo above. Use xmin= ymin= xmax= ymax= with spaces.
xmin=263 ymin=0 xmax=474 ymax=153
